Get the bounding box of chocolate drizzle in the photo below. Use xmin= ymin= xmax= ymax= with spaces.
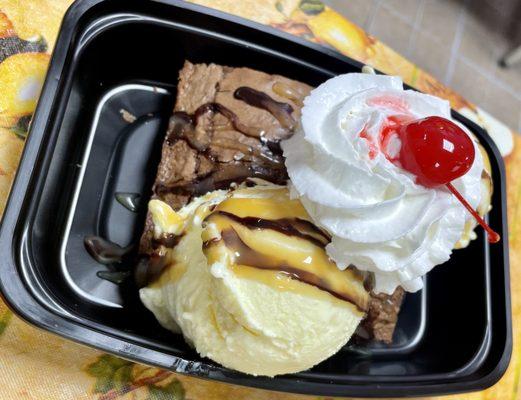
xmin=167 ymin=112 xmax=200 ymax=147
xmin=115 ymin=192 xmax=141 ymax=212
xmin=84 ymin=235 xmax=135 ymax=285
xmin=217 ymin=228 xmax=366 ymax=312
xmin=158 ymin=85 xmax=296 ymax=202
xmin=96 ymin=270 xmax=130 ymax=284
xmin=168 ymin=102 xmax=265 ymax=146
xmin=135 ymin=254 xmax=169 ymax=287
xmin=234 ymin=86 xmax=296 ymax=132
xmin=196 ymin=102 xmax=265 ymax=138
xmin=167 ymin=86 xmax=296 ymax=146
xmin=84 ymin=235 xmax=132 ymax=264
xmin=155 ymin=163 xmax=286 ymax=198
xmin=152 ymin=233 xmax=183 ymax=249
xmin=216 ymin=211 xmax=330 ymax=249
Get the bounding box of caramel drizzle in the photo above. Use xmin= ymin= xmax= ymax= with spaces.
xmin=216 ymin=211 xmax=330 ymax=249
xmin=214 ymin=228 xmax=366 ymax=312
xmin=152 ymin=233 xmax=183 ymax=249
xmin=160 ymin=85 xmax=297 ymax=199
xmin=272 ymin=81 xmax=305 ymax=107
xmin=155 ymin=163 xmax=287 ymax=197
xmin=167 ymin=85 xmax=296 ymax=146
xmin=167 ymin=109 xmax=283 ymax=165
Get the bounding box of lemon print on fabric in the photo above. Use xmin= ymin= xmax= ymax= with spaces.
xmin=0 ymin=11 xmax=49 ymax=132
xmin=0 ymin=0 xmax=73 ymax=48
xmin=0 ymin=52 xmax=49 ymax=129
xmin=0 ymin=127 xmax=24 ymax=215
xmin=0 ymin=11 xmax=15 ymax=37
xmin=298 ymin=1 xmax=374 ymax=61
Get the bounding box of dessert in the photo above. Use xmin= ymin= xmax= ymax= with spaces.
xmin=134 ymin=61 xmax=494 ymax=375
xmin=138 ymin=61 xmax=311 ymax=252
xmin=139 ymin=61 xmax=404 ymax=344
xmin=140 ymin=182 xmax=369 ymax=376
xmin=283 ymin=73 xmax=493 ymax=294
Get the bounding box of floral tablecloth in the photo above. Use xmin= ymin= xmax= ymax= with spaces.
xmin=0 ymin=0 xmax=519 ymax=399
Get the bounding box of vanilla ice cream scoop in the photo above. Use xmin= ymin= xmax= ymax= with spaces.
xmin=282 ymin=73 xmax=489 ymax=294
xmin=140 ymin=182 xmax=369 ymax=377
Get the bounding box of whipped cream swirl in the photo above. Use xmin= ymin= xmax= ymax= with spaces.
xmin=282 ymin=74 xmax=483 ymax=294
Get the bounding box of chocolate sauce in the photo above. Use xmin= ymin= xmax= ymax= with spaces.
xmin=155 ymin=163 xmax=288 ymax=198
xmin=168 ymin=85 xmax=297 ymax=150
xmin=160 ymin=85 xmax=296 ymax=202
xmin=167 ymin=112 xmax=212 ymax=151
xmin=115 ymin=192 xmax=141 ymax=212
xmin=195 ymin=102 xmax=265 ymax=138
xmin=84 ymin=235 xmax=132 ymax=264
xmin=217 ymin=228 xmax=366 ymax=312
xmin=134 ymin=254 xmax=169 ymax=287
xmin=152 ymin=233 xmax=183 ymax=249
xmin=167 ymin=112 xmax=192 ymax=144
xmin=234 ymin=87 xmax=296 ymax=132
xmin=96 ymin=270 xmax=130 ymax=284
xmin=216 ymin=211 xmax=330 ymax=248
xmin=210 ymin=136 xmax=282 ymax=166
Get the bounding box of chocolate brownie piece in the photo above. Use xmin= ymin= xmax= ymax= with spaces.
xmin=140 ymin=60 xmax=405 ymax=343
xmin=361 ymin=287 xmax=405 ymax=343
xmin=139 ymin=61 xmax=311 ymax=253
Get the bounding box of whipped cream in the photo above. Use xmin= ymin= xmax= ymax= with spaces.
xmin=282 ymin=73 xmax=483 ymax=294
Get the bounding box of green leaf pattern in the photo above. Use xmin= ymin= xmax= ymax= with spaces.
xmin=148 ymin=380 xmax=186 ymax=400
xmin=85 ymin=354 xmax=185 ymax=399
xmin=299 ymin=0 xmax=325 ymax=15
xmin=0 ymin=309 xmax=12 ymax=337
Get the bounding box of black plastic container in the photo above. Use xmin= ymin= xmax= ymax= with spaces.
xmin=0 ymin=0 xmax=511 ymax=397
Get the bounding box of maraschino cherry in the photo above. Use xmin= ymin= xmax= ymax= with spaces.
xmin=395 ymin=116 xmax=500 ymax=243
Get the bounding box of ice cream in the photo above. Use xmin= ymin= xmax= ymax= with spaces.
xmin=282 ymin=73 xmax=489 ymax=294
xmin=140 ymin=181 xmax=369 ymax=376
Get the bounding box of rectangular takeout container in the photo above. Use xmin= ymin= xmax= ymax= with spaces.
xmin=0 ymin=0 xmax=511 ymax=397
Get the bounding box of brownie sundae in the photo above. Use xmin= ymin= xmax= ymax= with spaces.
xmin=137 ymin=61 xmax=495 ymax=376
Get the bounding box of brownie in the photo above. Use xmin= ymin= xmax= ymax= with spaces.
xmin=140 ymin=60 xmax=404 ymax=343
xmin=361 ymin=287 xmax=405 ymax=343
xmin=139 ymin=61 xmax=312 ymax=253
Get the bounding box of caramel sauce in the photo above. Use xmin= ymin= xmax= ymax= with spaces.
xmin=224 ymin=227 xmax=368 ymax=310
xmin=203 ymin=189 xmax=370 ymax=312
xmin=152 ymin=233 xmax=183 ymax=249
xmin=155 ymin=163 xmax=287 ymax=197
xmin=271 ymin=81 xmax=305 ymax=107
xmin=217 ymin=211 xmax=329 ymax=249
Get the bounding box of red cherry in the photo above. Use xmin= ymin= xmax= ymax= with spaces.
xmin=398 ymin=116 xmax=475 ymax=188
xmin=391 ymin=116 xmax=500 ymax=243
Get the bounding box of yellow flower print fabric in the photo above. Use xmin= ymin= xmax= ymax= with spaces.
xmin=0 ymin=1 xmax=519 ymax=399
